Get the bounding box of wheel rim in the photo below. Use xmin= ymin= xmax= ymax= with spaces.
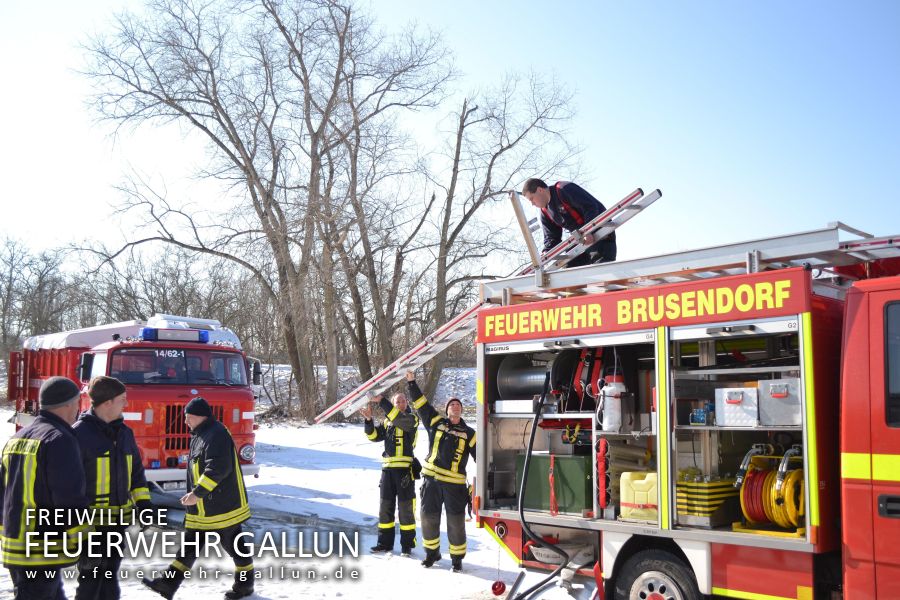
xmin=628 ymin=570 xmax=684 ymax=600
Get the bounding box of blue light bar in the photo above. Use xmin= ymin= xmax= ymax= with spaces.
xmin=139 ymin=328 xmax=209 ymax=343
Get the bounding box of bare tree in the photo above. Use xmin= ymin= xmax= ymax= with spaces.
xmin=80 ymin=0 xmax=580 ymax=420
xmin=0 ymin=239 xmax=33 ymax=373
xmin=79 ymin=248 xmax=252 ymax=324
xmin=83 ymin=0 xmax=451 ymax=418
xmin=16 ymin=250 xmax=72 ymax=337
xmin=418 ymin=74 xmax=578 ymax=397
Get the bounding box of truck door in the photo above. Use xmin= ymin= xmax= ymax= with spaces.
xmin=871 ymin=293 xmax=900 ymax=597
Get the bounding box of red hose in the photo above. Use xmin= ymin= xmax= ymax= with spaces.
xmin=597 ymin=439 xmax=609 ymax=509
xmin=745 ymin=468 xmax=770 ymax=523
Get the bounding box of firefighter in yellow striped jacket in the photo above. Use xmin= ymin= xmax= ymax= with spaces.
xmin=406 ymin=370 xmax=476 ymax=573
xmin=73 ymin=376 xmax=153 ymax=600
xmin=361 ymin=392 xmax=419 ymax=555
xmin=0 ymin=376 xmax=90 ymax=600
xmin=143 ymin=397 xmax=254 ymax=600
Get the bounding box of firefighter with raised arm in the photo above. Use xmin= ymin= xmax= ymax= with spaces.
xmin=0 ymin=377 xmax=90 ymax=600
xmin=73 ymin=375 xmax=154 ymax=600
xmin=361 ymin=391 xmax=420 ymax=556
xmin=142 ymin=397 xmax=255 ymax=600
xmin=406 ymin=370 xmax=476 ymax=572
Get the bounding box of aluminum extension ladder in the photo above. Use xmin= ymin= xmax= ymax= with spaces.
xmin=314 ymin=301 xmax=485 ymax=422
xmin=314 ymin=186 xmax=660 ymax=422
xmin=513 ymin=187 xmax=662 ymax=277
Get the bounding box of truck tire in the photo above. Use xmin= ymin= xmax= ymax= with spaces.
xmin=613 ymin=549 xmax=702 ymax=600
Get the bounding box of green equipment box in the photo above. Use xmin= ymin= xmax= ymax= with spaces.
xmin=515 ymin=454 xmax=593 ymax=514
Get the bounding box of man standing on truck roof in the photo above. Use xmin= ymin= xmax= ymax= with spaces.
xmin=142 ymin=397 xmax=255 ymax=600
xmin=73 ymin=375 xmax=155 ymax=600
xmin=406 ymin=370 xmax=476 ymax=573
xmin=361 ymin=392 xmax=420 ymax=556
xmin=0 ymin=376 xmax=90 ymax=600
xmin=522 ymin=178 xmax=617 ymax=267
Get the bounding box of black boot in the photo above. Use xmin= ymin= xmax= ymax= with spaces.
xmin=142 ymin=574 xmax=182 ymax=600
xmin=224 ymin=583 xmax=254 ymax=599
xmin=451 ymin=557 xmax=463 ymax=573
xmin=421 ymin=549 xmax=442 ymax=568
xmin=370 ymin=544 xmax=392 ymax=554
xmin=224 ymin=569 xmax=255 ymax=599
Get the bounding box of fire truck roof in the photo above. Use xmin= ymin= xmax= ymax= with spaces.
xmin=24 ymin=314 xmax=242 ymax=350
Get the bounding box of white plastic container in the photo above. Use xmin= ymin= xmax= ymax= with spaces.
xmin=530 ymin=543 xmax=593 ymax=565
xmin=619 ymin=471 xmax=658 ymax=521
xmin=598 ymin=375 xmax=626 ymax=432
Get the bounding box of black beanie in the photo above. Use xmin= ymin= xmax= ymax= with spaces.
xmin=445 ymin=397 xmax=463 ymax=413
xmin=88 ymin=376 xmax=126 ymax=406
xmin=184 ymin=397 xmax=213 ymax=417
xmin=39 ymin=377 xmax=81 ymax=408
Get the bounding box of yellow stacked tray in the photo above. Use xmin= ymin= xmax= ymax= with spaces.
xmin=676 ymin=478 xmax=740 ymax=528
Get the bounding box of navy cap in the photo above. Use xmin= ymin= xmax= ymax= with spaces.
xmin=39 ymin=377 xmax=81 ymax=408
xmin=184 ymin=397 xmax=213 ymax=417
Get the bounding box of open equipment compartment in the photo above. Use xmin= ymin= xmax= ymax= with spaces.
xmin=670 ymin=316 xmax=808 ymax=539
xmin=482 ymin=331 xmax=658 ymax=528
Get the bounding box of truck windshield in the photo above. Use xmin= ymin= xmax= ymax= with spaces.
xmin=109 ymin=348 xmax=248 ymax=386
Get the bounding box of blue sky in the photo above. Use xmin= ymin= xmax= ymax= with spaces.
xmin=2 ymin=0 xmax=898 ymax=259
xmin=379 ymin=0 xmax=900 ymax=257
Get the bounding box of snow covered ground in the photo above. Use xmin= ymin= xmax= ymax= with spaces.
xmin=0 ymin=407 xmax=595 ymax=599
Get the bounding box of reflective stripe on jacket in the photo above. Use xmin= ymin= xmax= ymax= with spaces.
xmin=364 ymin=397 xmax=419 ymax=469
xmin=184 ymin=418 xmax=250 ymax=531
xmin=0 ymin=411 xmax=90 ymax=567
xmin=408 ymin=380 xmax=475 ymax=486
xmin=73 ymin=410 xmax=151 ymax=526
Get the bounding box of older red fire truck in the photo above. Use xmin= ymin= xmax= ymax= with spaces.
xmin=473 ymin=224 xmax=900 ymax=599
xmin=7 ymin=314 xmax=261 ymax=491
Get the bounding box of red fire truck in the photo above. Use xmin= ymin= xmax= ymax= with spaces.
xmin=473 ymin=225 xmax=900 ymax=599
xmin=7 ymin=314 xmax=261 ymax=491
